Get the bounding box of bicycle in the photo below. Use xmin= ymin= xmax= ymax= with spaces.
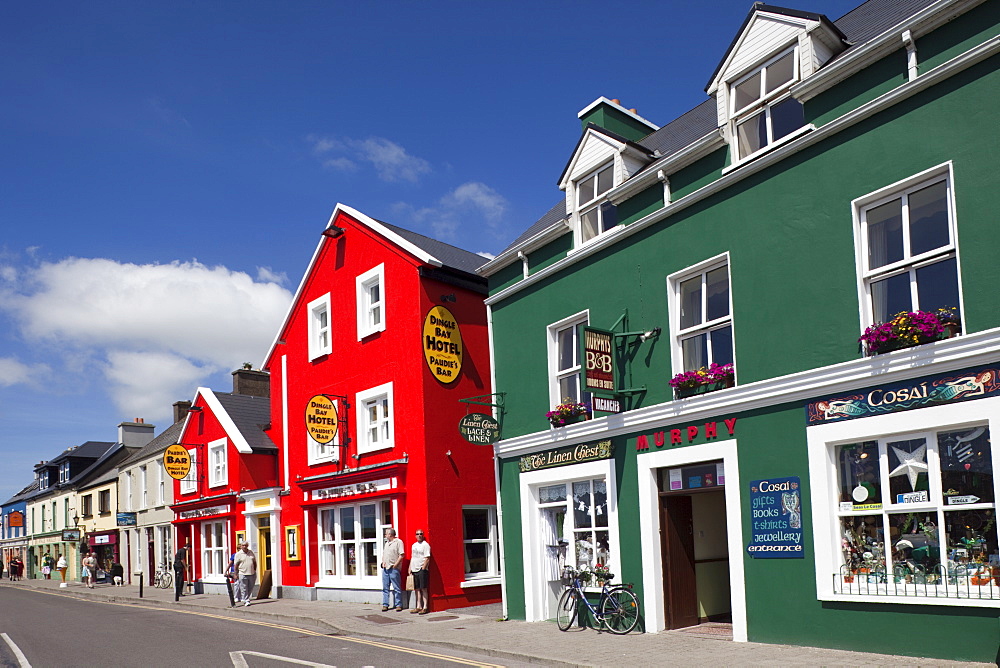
xmin=153 ymin=563 xmax=173 ymax=589
xmin=556 ymin=566 xmax=640 ymax=634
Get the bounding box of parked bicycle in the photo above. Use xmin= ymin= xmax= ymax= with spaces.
xmin=153 ymin=563 xmax=173 ymax=589
xmin=556 ymin=566 xmax=639 ymax=634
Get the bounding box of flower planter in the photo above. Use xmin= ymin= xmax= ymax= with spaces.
xmin=674 ymin=377 xmax=733 ymax=399
xmin=551 ymin=414 xmax=587 ymax=427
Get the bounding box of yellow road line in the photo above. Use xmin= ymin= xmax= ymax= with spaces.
xmin=17 ymin=587 xmax=504 ymax=667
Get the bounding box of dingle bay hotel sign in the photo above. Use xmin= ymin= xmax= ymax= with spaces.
xmin=519 ymin=440 xmax=613 ymax=473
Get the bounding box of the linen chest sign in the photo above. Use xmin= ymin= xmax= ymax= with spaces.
xmin=807 ymin=365 xmax=1000 ymax=424
xmin=746 ymin=477 xmax=803 ymax=559
xmin=519 ymin=440 xmax=613 ymax=473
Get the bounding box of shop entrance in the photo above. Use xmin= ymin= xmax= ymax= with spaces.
xmin=257 ymin=517 xmax=272 ymax=598
xmin=658 ymin=461 xmax=730 ymax=630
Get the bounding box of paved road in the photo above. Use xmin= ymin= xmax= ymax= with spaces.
xmin=0 ymin=587 xmax=518 ymax=667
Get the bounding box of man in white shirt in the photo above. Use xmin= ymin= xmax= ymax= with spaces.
xmin=233 ymin=541 xmax=257 ymax=606
xmin=409 ymin=529 xmax=431 ymax=614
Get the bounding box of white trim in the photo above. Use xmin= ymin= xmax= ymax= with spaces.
xmin=666 ymin=253 xmax=734 ymax=378
xmin=356 ymin=263 xmax=386 ymax=340
xmin=807 ymin=395 xmax=1000 ymax=608
xmin=307 ymin=293 xmax=332 ymax=360
xmin=485 ymin=35 xmax=1000 ymax=302
xmin=460 ymin=576 xmax=501 ymax=588
xmin=281 ymin=354 xmax=290 ymax=492
xmin=720 ymin=123 xmax=814 ymax=175
xmin=518 ymin=459 xmax=618 ymax=623
xmin=207 ymin=437 xmax=228 ymax=488
xmin=462 ymin=505 xmax=500 ymax=579
xmin=636 ymin=439 xmax=747 ymax=640
xmin=496 ymin=327 xmax=1000 ymax=459
xmin=355 ymin=382 xmax=394 ymax=455
xmin=197 ymin=388 xmax=255 ymax=455
xmin=546 ymin=310 xmax=590 ymax=408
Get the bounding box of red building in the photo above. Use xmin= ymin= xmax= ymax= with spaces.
xmin=261 ymin=203 xmax=499 ymax=608
xmin=170 ymin=371 xmax=278 ymax=594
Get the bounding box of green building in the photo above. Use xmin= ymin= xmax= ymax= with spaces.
xmin=480 ymin=0 xmax=1000 ymax=661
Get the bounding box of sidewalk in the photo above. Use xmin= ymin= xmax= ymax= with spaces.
xmin=1 ymin=577 xmax=987 ymax=667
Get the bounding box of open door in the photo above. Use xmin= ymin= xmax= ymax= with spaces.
xmin=256 ymin=523 xmax=272 ymax=599
xmin=660 ymin=494 xmax=699 ymax=629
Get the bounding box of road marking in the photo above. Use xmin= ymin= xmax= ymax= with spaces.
xmin=15 ymin=588 xmax=503 ymax=667
xmin=230 ymin=650 xmax=337 ymax=667
xmin=1 ymin=633 xmax=32 ymax=668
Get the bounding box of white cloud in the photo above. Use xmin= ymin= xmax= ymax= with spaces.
xmin=0 ymin=258 xmax=292 ymax=422
xmin=308 ymin=135 xmax=431 ymax=183
xmin=392 ymin=181 xmax=509 ymax=241
xmin=0 ymin=357 xmax=50 ymax=388
xmin=256 ymin=266 xmax=288 ymax=286
xmin=0 ymin=265 xmax=16 ymax=282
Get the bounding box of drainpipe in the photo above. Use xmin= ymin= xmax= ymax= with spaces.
xmin=903 ymin=30 xmax=918 ymax=82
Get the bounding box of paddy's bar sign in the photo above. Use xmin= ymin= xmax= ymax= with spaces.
xmin=747 ymin=476 xmax=803 ymax=559
xmin=459 ymin=413 xmax=501 ymax=445
xmin=519 ymin=440 xmax=613 ymax=473
xmin=163 ymin=444 xmax=192 ymax=480
xmin=423 ymin=306 xmax=463 ymax=384
xmin=807 ymin=365 xmax=1000 ymax=424
xmin=583 ymin=327 xmax=615 ymax=393
xmin=306 ymin=395 xmax=339 ymax=444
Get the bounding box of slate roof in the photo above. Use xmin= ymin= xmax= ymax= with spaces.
xmin=42 ymin=441 xmax=115 ymax=467
xmin=378 ymin=220 xmax=489 ymax=276
xmin=2 ymin=479 xmax=39 ymax=506
xmin=493 ymin=0 xmax=945 ymax=262
xmin=75 ymin=443 xmax=140 ymax=490
xmin=214 ymin=392 xmax=278 ymax=453
xmin=120 ymin=420 xmax=186 ymax=468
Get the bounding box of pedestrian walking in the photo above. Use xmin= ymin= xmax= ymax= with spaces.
xmin=173 ymin=540 xmax=190 ymax=600
xmin=409 ymin=529 xmax=431 ymax=615
xmin=82 ymin=551 xmax=97 ymax=588
xmin=380 ymin=528 xmax=405 ymax=612
xmin=56 ymin=553 xmax=67 ymax=587
xmin=233 ymin=541 xmax=257 ymax=606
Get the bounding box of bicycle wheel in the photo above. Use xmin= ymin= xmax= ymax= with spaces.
xmin=599 ymin=586 xmax=639 ymax=634
xmin=159 ymin=572 xmax=172 ymax=589
xmin=555 ymin=588 xmax=578 ymax=631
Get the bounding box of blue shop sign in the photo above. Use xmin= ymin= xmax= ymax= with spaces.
xmin=746 ymin=477 xmax=803 ymax=559
xmin=806 ymin=365 xmax=999 ymax=425
xmin=116 ymin=512 xmax=137 ymax=527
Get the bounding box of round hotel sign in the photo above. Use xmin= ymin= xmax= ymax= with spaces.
xmin=459 ymin=413 xmax=501 ymax=445
xmin=423 ymin=306 xmax=463 ymax=384
xmin=163 ymin=444 xmax=192 ymax=480
xmin=306 ymin=395 xmax=338 ymax=444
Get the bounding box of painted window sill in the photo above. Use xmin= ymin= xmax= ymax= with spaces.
xmin=460 ymin=576 xmax=501 ymax=588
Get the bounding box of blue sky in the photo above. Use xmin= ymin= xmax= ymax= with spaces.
xmin=0 ymin=0 xmax=863 ymax=501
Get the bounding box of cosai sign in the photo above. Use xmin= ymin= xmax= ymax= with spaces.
xmin=423 ymin=306 xmax=463 ymax=384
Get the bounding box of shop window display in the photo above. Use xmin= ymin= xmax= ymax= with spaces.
xmin=833 ymin=426 xmax=999 ymax=598
xmin=319 ymin=500 xmax=389 ymax=581
xmin=538 ymin=479 xmax=610 ymax=576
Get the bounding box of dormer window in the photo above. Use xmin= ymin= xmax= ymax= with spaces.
xmin=576 ymin=163 xmax=618 ymax=244
xmin=731 ymin=48 xmax=803 ymax=160
xmin=39 ymin=470 xmax=49 ymax=489
xmin=59 ymin=462 xmax=70 ymax=483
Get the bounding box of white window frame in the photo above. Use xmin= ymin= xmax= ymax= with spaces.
xmin=307 ymin=293 xmax=333 ymax=360
xmin=124 ymin=471 xmax=133 ymax=511
xmin=356 ymin=264 xmax=385 ymax=340
xmin=574 ymin=162 xmax=618 ymax=247
xmin=461 ymin=506 xmax=500 ymax=583
xmin=667 ymin=253 xmax=735 ymax=377
xmin=180 ymin=448 xmax=197 ymax=495
xmin=308 ymin=398 xmax=342 ymax=466
xmin=59 ymin=462 xmax=70 ymax=483
xmin=355 ymin=382 xmax=394 ymax=454
xmin=728 ymin=46 xmax=804 ymax=161
xmin=202 ymin=520 xmax=228 ymax=581
xmin=208 ymin=438 xmax=227 ymax=488
xmin=157 ymin=464 xmax=165 ymax=506
xmin=808 ymin=395 xmax=1000 ymax=608
xmin=139 ymin=465 xmax=148 ymax=509
xmin=546 ymin=311 xmax=589 ymax=409
xmin=316 ymin=499 xmax=393 ymax=588
xmin=853 ymin=163 xmax=962 ymax=332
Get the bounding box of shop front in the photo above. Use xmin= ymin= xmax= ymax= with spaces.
xmin=87 ymin=529 xmax=120 ymax=580
xmin=239 ymin=488 xmax=282 ymax=598
xmin=171 ymin=497 xmax=236 ymax=595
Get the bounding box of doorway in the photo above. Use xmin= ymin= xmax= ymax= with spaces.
xmin=659 ymin=462 xmax=731 ymax=630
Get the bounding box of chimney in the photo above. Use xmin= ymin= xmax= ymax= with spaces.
xmin=577 ymin=96 xmax=659 ymax=142
xmin=119 ymin=420 xmax=155 ymax=449
xmin=173 ymin=400 xmax=192 ymax=423
xmin=232 ymin=368 xmax=270 ymax=398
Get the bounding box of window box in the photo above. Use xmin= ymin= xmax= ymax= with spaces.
xmin=670 ymin=363 xmax=735 ymax=399
xmin=859 ymin=308 xmax=961 ymax=356
xmin=546 ymin=400 xmax=590 ymax=427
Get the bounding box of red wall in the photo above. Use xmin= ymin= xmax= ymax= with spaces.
xmin=264 ymin=209 xmax=498 ymax=606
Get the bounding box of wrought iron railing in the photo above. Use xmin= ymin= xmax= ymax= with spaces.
xmin=834 ymin=564 xmax=1000 ymax=600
